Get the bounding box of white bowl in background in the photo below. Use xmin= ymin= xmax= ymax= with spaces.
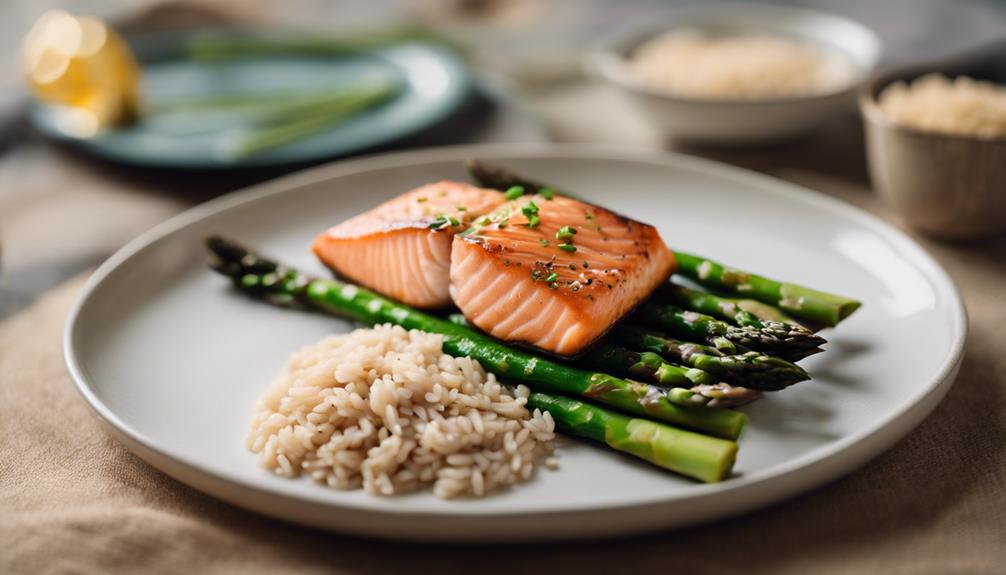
xmin=586 ymin=4 xmax=882 ymax=145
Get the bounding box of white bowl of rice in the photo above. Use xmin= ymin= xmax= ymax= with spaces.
xmin=586 ymin=4 xmax=881 ymax=145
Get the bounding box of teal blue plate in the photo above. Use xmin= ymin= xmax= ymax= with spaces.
xmin=28 ymin=30 xmax=471 ymax=169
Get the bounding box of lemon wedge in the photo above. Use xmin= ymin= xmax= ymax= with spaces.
xmin=22 ymin=11 xmax=140 ymax=135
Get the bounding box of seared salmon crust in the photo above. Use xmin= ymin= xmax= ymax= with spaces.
xmin=449 ymin=194 xmax=676 ymax=357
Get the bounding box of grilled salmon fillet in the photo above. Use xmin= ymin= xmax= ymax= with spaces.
xmin=312 ymin=181 xmax=505 ymax=308
xmin=450 ymin=194 xmax=676 ymax=357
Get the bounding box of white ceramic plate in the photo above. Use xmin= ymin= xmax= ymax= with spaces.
xmin=64 ymin=144 xmax=965 ymax=541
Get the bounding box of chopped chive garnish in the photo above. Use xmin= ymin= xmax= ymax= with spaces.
xmin=456 ymin=205 xmax=467 ymax=211
xmin=539 ymin=239 xmax=550 ymax=246
xmin=478 ymin=216 xmax=491 ymax=225
xmin=556 ymin=226 xmax=577 ymax=240
xmin=521 ymin=201 xmax=541 ymax=228
xmin=504 ymin=186 xmax=525 ymax=200
xmin=417 ymin=197 xmax=428 ymax=203
xmin=539 ymin=187 xmax=555 ymax=200
xmin=545 ymin=273 xmax=558 ymax=283
xmin=498 ymin=218 xmax=509 ymax=228
xmin=558 ymin=244 xmax=577 ymax=252
xmin=429 ymin=214 xmax=460 ymax=229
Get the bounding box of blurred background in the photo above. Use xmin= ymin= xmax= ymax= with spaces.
xmin=2 ymin=0 xmax=1005 ymax=318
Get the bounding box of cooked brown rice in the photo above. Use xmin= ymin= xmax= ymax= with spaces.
xmin=247 ymin=324 xmax=555 ymax=498
xmin=628 ymin=28 xmax=855 ymax=99
xmin=877 ymin=73 xmax=1006 ymax=138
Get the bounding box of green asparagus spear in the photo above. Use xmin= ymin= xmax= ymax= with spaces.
xmin=717 ymin=296 xmax=812 ymax=327
xmin=612 ymin=325 xmax=809 ymax=391
xmin=589 ymin=347 xmax=761 ymax=408
xmin=206 ymin=237 xmax=747 ymax=440
xmin=635 ymin=302 xmax=819 ymax=361
xmin=673 ymin=252 xmax=861 ymax=327
xmin=659 ymin=284 xmax=826 ymax=353
xmin=444 ymin=313 xmax=740 ymax=400
xmin=573 ymin=344 xmax=714 ymax=406
xmin=698 ymin=297 xmax=827 ymax=335
xmin=686 ymin=384 xmax=763 ymax=409
xmin=526 ymin=392 xmax=737 ymax=483
xmin=583 ymin=345 xmax=713 ymax=386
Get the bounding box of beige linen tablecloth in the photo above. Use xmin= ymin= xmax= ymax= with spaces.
xmin=3 ymin=142 xmax=1006 ymax=573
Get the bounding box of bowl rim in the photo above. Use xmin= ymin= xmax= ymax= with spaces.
xmin=859 ymin=63 xmax=1006 ymax=144
xmin=585 ymin=3 xmax=882 ymax=107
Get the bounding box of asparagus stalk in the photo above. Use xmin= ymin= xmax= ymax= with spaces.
xmin=448 ymin=313 xmax=740 ymax=400
xmin=673 ymin=252 xmax=861 ymax=328
xmin=659 ymin=284 xmax=826 ymax=353
xmin=584 ymin=345 xmax=713 ymax=386
xmin=682 ymin=294 xmax=827 ymax=334
xmin=575 ymin=344 xmax=714 ymax=407
xmin=567 ymin=346 xmax=756 ymax=408
xmin=526 ymin=392 xmax=737 ymax=483
xmin=612 ymin=325 xmax=809 ymax=391
xmin=686 ymin=384 xmax=762 ymax=409
xmin=635 ymin=302 xmax=819 ymax=361
xmin=206 ymin=237 xmax=747 ymax=440
xmin=720 ymin=296 xmax=813 ymax=327
xmin=593 ymin=348 xmax=761 ymax=408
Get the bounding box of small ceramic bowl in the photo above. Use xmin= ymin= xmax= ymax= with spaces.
xmin=586 ymin=4 xmax=881 ymax=145
xmin=860 ymin=60 xmax=1006 ymax=240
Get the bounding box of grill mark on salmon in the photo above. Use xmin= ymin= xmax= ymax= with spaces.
xmin=450 ymin=194 xmax=676 ymax=357
xmin=312 ymin=181 xmax=505 ymax=308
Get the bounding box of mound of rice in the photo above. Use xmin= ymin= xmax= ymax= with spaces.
xmin=877 ymin=73 xmax=1006 ymax=138
xmin=247 ymin=324 xmax=556 ymax=498
xmin=628 ymin=28 xmax=854 ymax=100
